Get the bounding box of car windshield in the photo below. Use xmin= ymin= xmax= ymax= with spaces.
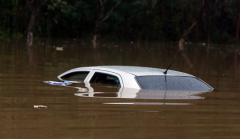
xmin=61 ymin=71 xmax=89 ymax=81
xmin=135 ymin=75 xmax=213 ymax=92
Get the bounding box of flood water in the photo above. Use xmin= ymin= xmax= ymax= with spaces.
xmin=0 ymin=39 xmax=240 ymax=139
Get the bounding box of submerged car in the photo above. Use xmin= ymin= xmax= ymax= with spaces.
xmin=57 ymin=66 xmax=214 ymax=92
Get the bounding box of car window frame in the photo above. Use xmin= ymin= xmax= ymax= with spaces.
xmin=60 ymin=71 xmax=90 ymax=81
xmin=85 ymin=70 xmax=124 ymax=88
xmin=58 ymin=68 xmax=93 ymax=82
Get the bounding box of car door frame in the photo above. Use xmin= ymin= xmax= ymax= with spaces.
xmin=58 ymin=68 xmax=93 ymax=82
xmin=85 ymin=69 xmax=124 ymax=89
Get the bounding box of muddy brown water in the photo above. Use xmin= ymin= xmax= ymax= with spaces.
xmin=0 ymin=39 xmax=240 ymax=139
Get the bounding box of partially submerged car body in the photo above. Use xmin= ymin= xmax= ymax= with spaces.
xmin=74 ymin=87 xmax=205 ymax=100
xmin=58 ymin=66 xmax=214 ymax=92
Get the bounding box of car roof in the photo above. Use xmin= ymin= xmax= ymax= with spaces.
xmin=82 ymin=66 xmax=193 ymax=76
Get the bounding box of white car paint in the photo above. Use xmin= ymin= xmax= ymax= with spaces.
xmin=57 ymin=66 xmax=196 ymax=89
xmin=54 ymin=66 xmax=214 ymax=100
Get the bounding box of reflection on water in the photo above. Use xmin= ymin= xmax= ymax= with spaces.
xmin=73 ymin=84 xmax=205 ymax=100
xmin=0 ymin=39 xmax=239 ymax=139
xmin=103 ymin=102 xmax=192 ymax=105
xmin=45 ymin=81 xmax=205 ymax=100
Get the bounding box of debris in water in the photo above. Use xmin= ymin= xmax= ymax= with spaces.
xmin=34 ymin=105 xmax=47 ymax=109
xmin=43 ymin=80 xmax=81 ymax=86
xmin=56 ymin=47 xmax=63 ymax=51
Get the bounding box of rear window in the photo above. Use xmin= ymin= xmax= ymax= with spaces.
xmin=135 ymin=76 xmax=213 ymax=92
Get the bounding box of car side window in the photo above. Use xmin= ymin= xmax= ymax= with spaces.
xmin=90 ymin=72 xmax=121 ymax=87
xmin=61 ymin=71 xmax=89 ymax=81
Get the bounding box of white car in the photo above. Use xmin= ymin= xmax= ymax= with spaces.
xmin=57 ymin=66 xmax=214 ymax=92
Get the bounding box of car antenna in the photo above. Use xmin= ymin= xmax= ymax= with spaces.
xmin=163 ymin=50 xmax=183 ymax=74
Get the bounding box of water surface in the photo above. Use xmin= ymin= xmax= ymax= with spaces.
xmin=0 ymin=39 xmax=239 ymax=139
